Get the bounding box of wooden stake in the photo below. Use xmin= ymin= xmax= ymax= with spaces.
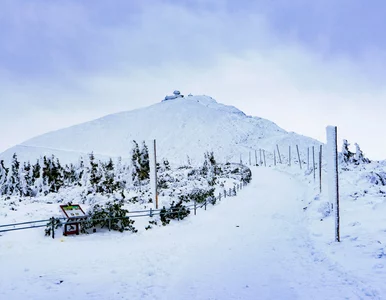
xmin=152 ymin=140 xmax=159 ymax=209
xmin=263 ymin=150 xmax=266 ymax=167
xmin=288 ymin=145 xmax=291 ymax=166
xmin=296 ymin=145 xmax=302 ymax=170
xmin=313 ymin=146 xmax=315 ymax=181
xmin=319 ymin=145 xmax=322 ymax=193
xmin=274 ymin=150 xmax=277 ymax=166
xmin=276 ymin=145 xmax=282 ymax=164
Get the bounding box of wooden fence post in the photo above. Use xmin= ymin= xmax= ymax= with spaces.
xmin=276 ymin=145 xmax=282 ymax=164
xmin=150 ymin=139 xmax=159 ymax=209
xmin=274 ymin=150 xmax=277 ymax=166
xmin=319 ymin=145 xmax=322 ymax=193
xmin=288 ymin=145 xmax=291 ymax=166
xmin=313 ymin=146 xmax=316 ymax=181
xmin=263 ymin=150 xmax=266 ymax=167
xmin=296 ymin=145 xmax=302 ymax=170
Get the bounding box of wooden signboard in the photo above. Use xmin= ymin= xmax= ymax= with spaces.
xmin=60 ymin=204 xmax=86 ymax=219
xmin=60 ymin=204 xmax=86 ymax=236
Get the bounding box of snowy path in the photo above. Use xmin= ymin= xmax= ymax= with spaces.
xmin=0 ymin=167 xmax=378 ymax=299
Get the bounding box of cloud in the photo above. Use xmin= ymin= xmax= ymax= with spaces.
xmin=0 ymin=0 xmax=385 ymax=159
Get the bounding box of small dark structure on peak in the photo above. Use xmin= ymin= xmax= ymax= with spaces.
xmin=163 ymin=90 xmax=184 ymax=101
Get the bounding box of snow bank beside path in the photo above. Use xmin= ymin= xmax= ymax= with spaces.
xmin=0 ymin=167 xmax=379 ymax=299
xmin=269 ymin=160 xmax=386 ymax=298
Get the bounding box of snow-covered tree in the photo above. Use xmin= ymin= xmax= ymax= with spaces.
xmin=354 ymin=143 xmax=371 ymax=164
xmin=341 ymin=139 xmax=354 ymax=163
xmin=99 ymin=158 xmax=119 ymax=193
xmin=341 ymin=139 xmax=370 ymax=165
xmin=131 ymin=140 xmax=150 ymax=184
xmin=139 ymin=141 xmax=150 ymax=180
xmin=9 ymin=153 xmax=22 ymax=196
xmin=0 ymin=160 xmax=9 ymax=195
xmin=201 ymin=152 xmax=219 ymax=186
xmin=20 ymin=161 xmax=33 ymax=197
xmin=88 ymin=152 xmax=102 ymax=193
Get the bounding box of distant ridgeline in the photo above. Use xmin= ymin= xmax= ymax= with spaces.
xmin=162 ymin=90 xmax=193 ymax=101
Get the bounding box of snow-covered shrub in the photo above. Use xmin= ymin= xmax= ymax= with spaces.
xmin=340 ymin=139 xmax=370 ymax=165
xmin=160 ymin=200 xmax=190 ymax=226
xmin=85 ymin=200 xmax=137 ymax=233
xmin=341 ymin=139 xmax=354 ymax=163
xmin=131 ymin=140 xmax=150 ymax=184
xmin=44 ymin=217 xmax=63 ymax=237
xmin=178 ymin=187 xmax=215 ymax=204
xmin=354 ymin=143 xmax=371 ymax=164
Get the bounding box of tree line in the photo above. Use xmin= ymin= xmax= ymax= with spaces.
xmin=0 ymin=141 xmax=151 ymax=198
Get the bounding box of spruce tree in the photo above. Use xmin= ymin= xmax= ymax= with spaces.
xmin=9 ymin=153 xmax=22 ymax=196
xmin=354 ymin=143 xmax=371 ymax=164
xmin=101 ymin=158 xmax=118 ymax=193
xmin=131 ymin=141 xmax=141 ymax=184
xmin=49 ymin=156 xmax=64 ymax=192
xmin=341 ymin=139 xmax=354 ymax=163
xmin=32 ymin=159 xmax=43 ymax=196
xmin=32 ymin=159 xmax=41 ymax=185
xmin=0 ymin=160 xmax=9 ymax=195
xmin=139 ymin=141 xmax=150 ymax=181
xmin=88 ymin=152 xmax=102 ymax=193
xmin=21 ymin=161 xmax=33 ymax=197
xmin=42 ymin=156 xmax=50 ymax=192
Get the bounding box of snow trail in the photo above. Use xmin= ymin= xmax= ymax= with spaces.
xmin=0 ymin=167 xmax=378 ymax=299
xmin=163 ymin=167 xmax=377 ymax=300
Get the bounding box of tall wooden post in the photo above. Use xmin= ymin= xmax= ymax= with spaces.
xmin=276 ymin=145 xmax=282 ymax=164
xmin=149 ymin=139 xmax=159 ymax=209
xmin=274 ymin=150 xmax=277 ymax=166
xmin=307 ymin=147 xmax=310 ymax=170
xmin=296 ymin=145 xmax=302 ymax=170
xmin=259 ymin=149 xmax=262 ymax=165
xmin=319 ymin=145 xmax=322 ymax=193
xmin=288 ymin=145 xmax=291 ymax=166
xmin=312 ymin=146 xmax=316 ymax=181
xmin=327 ymin=126 xmax=340 ymax=242
xmin=263 ymin=150 xmax=266 ymax=167
xmin=255 ymin=150 xmax=258 ymax=166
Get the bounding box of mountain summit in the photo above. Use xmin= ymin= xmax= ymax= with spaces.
xmin=0 ymin=94 xmax=320 ymax=164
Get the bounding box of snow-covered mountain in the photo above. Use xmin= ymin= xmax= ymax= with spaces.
xmin=0 ymin=94 xmax=321 ymax=164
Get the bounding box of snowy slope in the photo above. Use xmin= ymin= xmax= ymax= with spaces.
xmin=0 ymin=95 xmax=321 ymax=165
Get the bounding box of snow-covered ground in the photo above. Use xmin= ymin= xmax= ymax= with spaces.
xmin=1 ymin=166 xmax=384 ymax=299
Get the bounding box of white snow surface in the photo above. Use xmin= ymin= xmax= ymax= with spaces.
xmin=1 ymin=166 xmax=385 ymax=299
xmin=0 ymin=95 xmax=320 ymax=165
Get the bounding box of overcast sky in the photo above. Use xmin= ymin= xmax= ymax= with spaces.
xmin=1 ymin=0 xmax=386 ymax=159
